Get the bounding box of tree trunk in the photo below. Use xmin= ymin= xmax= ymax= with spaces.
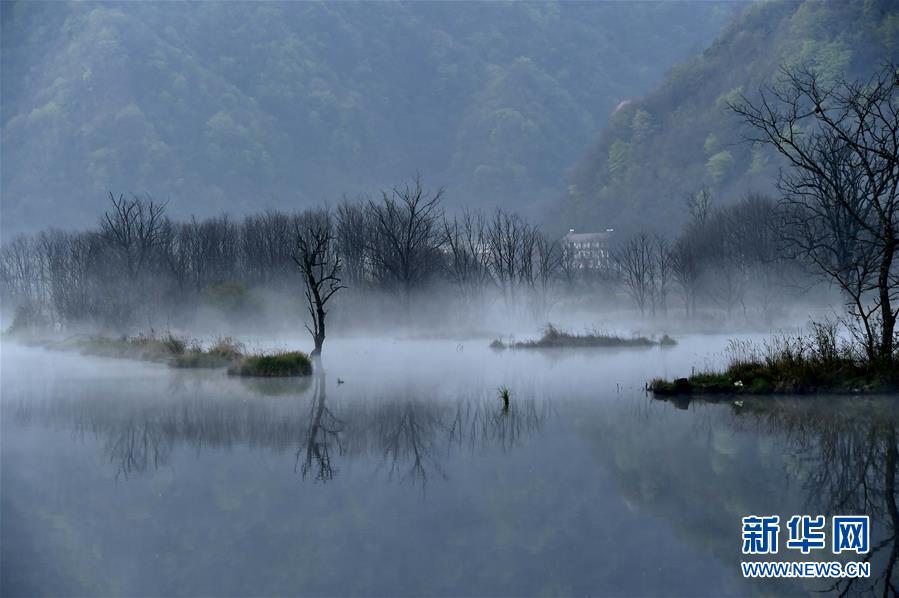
xmin=312 ymin=305 xmax=325 ymax=356
xmin=879 ymin=239 xmax=896 ymax=366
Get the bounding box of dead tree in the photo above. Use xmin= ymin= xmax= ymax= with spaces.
xmin=291 ymin=209 xmax=345 ymax=356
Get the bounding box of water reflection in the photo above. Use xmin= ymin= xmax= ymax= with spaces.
xmin=3 ymin=343 xmax=897 ymax=596
xmin=729 ymin=400 xmax=898 ymax=595
xmin=299 ymin=372 xmax=341 ymax=482
xmin=7 ymin=368 xmax=552 ymax=488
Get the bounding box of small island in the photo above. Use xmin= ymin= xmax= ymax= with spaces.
xmin=24 ymin=332 xmax=314 ymax=378
xmin=491 ymin=324 xmax=674 ymax=350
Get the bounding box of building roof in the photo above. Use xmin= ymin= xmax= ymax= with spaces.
xmin=562 ymin=230 xmax=611 ymax=243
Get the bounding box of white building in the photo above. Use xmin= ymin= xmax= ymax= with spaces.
xmin=561 ymin=229 xmax=613 ymax=270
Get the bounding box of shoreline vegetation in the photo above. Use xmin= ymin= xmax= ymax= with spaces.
xmin=12 ymin=331 xmax=313 ymax=378
xmin=649 ymin=323 xmax=898 ymax=398
xmin=490 ymin=324 xmax=675 ymax=350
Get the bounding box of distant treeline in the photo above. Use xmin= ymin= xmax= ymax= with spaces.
xmin=616 ymin=188 xmax=807 ymax=321
xmin=1 ymin=180 xmax=566 ymax=330
xmin=1 ymin=180 xmax=809 ymax=333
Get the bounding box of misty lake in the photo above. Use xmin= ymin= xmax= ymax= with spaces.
xmin=2 ymin=335 xmax=896 ymax=596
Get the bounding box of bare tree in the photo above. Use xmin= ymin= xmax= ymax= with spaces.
xmin=531 ymin=233 xmax=562 ymax=320
xmin=92 ymin=193 xmax=170 ymax=324
xmin=651 ymin=235 xmax=673 ymax=317
xmin=726 ymin=192 xmax=786 ymax=319
xmin=731 ymin=63 xmax=899 ymax=366
xmin=671 ymin=234 xmax=701 ymax=318
xmin=97 ymin=193 xmax=167 ymax=282
xmin=0 ymin=235 xmax=47 ymax=327
xmin=38 ymin=230 xmax=113 ymax=325
xmin=615 ymin=232 xmax=655 ymax=317
xmin=366 ymin=177 xmax=444 ymax=306
xmin=442 ymin=209 xmax=492 ymax=305
xmin=707 ymin=210 xmax=749 ymax=318
xmin=335 ymin=198 xmax=371 ymax=288
xmin=687 ymin=185 xmax=714 ymax=226
xmin=291 ymin=208 xmax=345 ymax=356
xmin=486 ymin=208 xmax=528 ymax=306
xmin=241 ymin=210 xmax=294 ymax=287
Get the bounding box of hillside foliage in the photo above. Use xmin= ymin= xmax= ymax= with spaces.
xmin=0 ymin=1 xmax=735 ymax=235
xmin=561 ymin=0 xmax=899 ymax=235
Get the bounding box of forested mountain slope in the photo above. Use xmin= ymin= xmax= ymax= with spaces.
xmin=559 ymin=0 xmax=899 ymax=236
xmin=0 ymin=1 xmax=736 ymax=235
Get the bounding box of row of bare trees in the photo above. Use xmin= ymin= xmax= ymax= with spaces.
xmin=0 ymin=180 xmax=569 ymax=336
xmin=336 ymin=180 xmax=564 ymax=319
xmin=614 ymin=190 xmax=796 ymax=321
xmin=0 ymin=184 xmax=822 ymax=342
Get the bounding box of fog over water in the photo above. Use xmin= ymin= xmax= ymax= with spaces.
xmin=2 ymin=1 xmax=897 ymax=595
xmin=3 ymin=335 xmax=896 ymax=596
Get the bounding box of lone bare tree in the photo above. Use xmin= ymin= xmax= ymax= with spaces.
xmin=292 ymin=208 xmax=345 ymax=356
xmin=732 ymin=63 xmax=898 ymax=366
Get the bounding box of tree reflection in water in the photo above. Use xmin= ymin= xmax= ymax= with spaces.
xmin=297 ymin=363 xmax=551 ymax=487
xmin=731 ymin=400 xmax=898 ymax=596
xmin=298 ymin=370 xmax=343 ymax=482
xmin=8 ymin=371 xmax=551 ymax=488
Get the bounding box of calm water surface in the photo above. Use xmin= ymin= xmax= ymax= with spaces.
xmin=1 ymin=335 xmax=896 ymax=596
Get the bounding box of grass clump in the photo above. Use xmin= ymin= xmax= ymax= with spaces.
xmin=498 ymin=385 xmax=511 ymax=409
xmin=650 ymin=321 xmax=897 ymax=397
xmin=160 ymin=332 xmax=187 ymax=355
xmin=228 ymin=351 xmax=313 ymax=377
xmin=489 ymin=338 xmax=507 ymax=350
xmin=510 ymin=324 xmax=658 ymax=349
xmin=171 ymin=336 xmax=245 ymax=369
